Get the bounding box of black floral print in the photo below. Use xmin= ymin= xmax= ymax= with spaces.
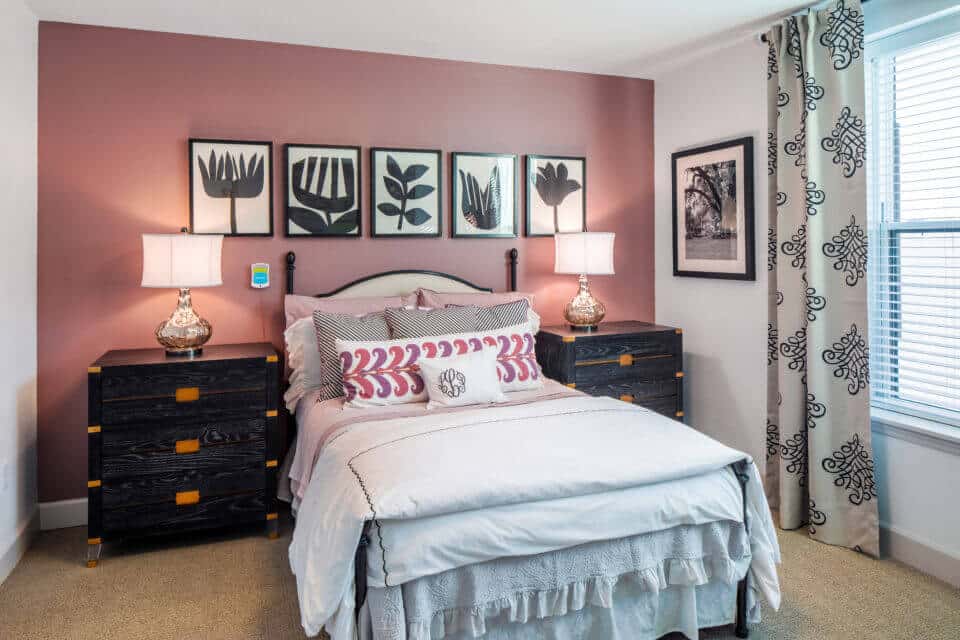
xmin=822 ymin=434 xmax=876 ymax=505
xmin=822 ymin=215 xmax=867 ymax=285
xmin=819 ymin=0 xmax=864 ymax=71
xmin=821 ymin=107 xmax=866 ymax=178
xmin=781 ymin=224 xmax=807 ymax=269
xmin=822 ymin=323 xmax=869 ymax=395
xmin=780 ymin=327 xmax=807 ymax=373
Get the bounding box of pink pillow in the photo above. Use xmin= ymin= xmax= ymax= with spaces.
xmin=418 ymin=289 xmax=534 ymax=310
xmin=284 ymin=293 xmax=417 ymax=327
xmin=336 ymin=324 xmax=542 ymax=407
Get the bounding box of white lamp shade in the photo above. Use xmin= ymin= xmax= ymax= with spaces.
xmin=141 ymin=233 xmax=223 ymax=288
xmin=554 ymin=232 xmax=615 ymax=275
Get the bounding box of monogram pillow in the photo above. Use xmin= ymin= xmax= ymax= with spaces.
xmin=336 ymin=323 xmax=543 ymax=407
xmin=419 ymin=349 xmax=506 ymax=410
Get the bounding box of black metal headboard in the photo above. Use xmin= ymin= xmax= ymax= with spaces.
xmin=285 ymin=248 xmax=519 ymax=296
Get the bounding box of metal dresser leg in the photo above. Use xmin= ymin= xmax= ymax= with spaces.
xmin=86 ymin=538 xmax=102 ymax=568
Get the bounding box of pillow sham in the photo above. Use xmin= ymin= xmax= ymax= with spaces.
xmin=417 ymin=289 xmax=534 ymax=310
xmin=283 ymin=317 xmax=324 ymax=412
xmin=284 ymin=293 xmax=417 ymax=328
xmin=312 ymin=310 xmax=392 ymax=401
xmin=384 ymin=305 xmax=480 ymax=338
xmin=419 ymin=349 xmax=507 ymax=410
xmin=450 ymin=299 xmax=530 ymax=332
xmin=336 ymin=323 xmax=542 ymax=407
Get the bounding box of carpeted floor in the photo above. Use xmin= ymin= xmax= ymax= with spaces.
xmin=0 ymin=518 xmax=957 ymax=639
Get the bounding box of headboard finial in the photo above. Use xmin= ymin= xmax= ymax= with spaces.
xmin=286 ymin=252 xmax=296 ymax=294
xmin=508 ymin=248 xmax=518 ymax=292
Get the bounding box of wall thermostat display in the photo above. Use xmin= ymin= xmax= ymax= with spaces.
xmin=251 ymin=263 xmax=270 ymax=288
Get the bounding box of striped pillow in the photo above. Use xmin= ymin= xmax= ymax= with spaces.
xmin=452 ymin=299 xmax=530 ymax=331
xmin=385 ymin=305 xmax=480 ymax=339
xmin=312 ymin=310 xmax=391 ymax=400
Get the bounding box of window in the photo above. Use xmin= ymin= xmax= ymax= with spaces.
xmin=868 ymin=18 xmax=960 ymax=426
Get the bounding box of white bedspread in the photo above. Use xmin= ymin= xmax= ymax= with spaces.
xmin=289 ymin=393 xmax=780 ymax=638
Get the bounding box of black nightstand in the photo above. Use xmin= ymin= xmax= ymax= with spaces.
xmin=536 ymin=321 xmax=684 ymax=420
xmin=86 ymin=343 xmax=281 ymax=567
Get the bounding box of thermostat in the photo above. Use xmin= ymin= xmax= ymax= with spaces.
xmin=251 ymin=263 xmax=270 ymax=288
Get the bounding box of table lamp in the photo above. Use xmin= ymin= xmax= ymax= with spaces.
xmin=141 ymin=229 xmax=223 ymax=356
xmin=554 ymin=232 xmax=615 ymax=331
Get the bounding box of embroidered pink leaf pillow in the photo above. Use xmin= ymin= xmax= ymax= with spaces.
xmin=335 ymin=324 xmax=541 ymax=407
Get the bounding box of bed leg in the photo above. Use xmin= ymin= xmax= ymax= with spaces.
xmin=734 ymin=576 xmax=749 ymax=638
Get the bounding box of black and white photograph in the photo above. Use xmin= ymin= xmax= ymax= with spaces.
xmin=451 ymin=152 xmax=518 ymax=238
xmin=284 ymin=144 xmax=361 ymax=237
xmin=671 ymin=137 xmax=755 ymax=280
xmin=371 ymin=148 xmax=442 ymax=237
xmin=189 ymin=138 xmax=273 ymax=236
xmin=525 ymin=155 xmax=585 ymax=236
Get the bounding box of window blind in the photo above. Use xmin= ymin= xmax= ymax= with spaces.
xmin=868 ymin=27 xmax=960 ymax=426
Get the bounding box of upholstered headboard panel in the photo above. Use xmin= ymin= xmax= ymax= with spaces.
xmin=284 ymin=249 xmax=518 ymax=298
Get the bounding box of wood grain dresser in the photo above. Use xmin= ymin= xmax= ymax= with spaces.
xmin=536 ymin=321 xmax=684 ymax=420
xmin=86 ymin=343 xmax=280 ymax=567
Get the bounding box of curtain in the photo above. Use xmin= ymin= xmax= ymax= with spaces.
xmin=765 ymin=0 xmax=878 ymax=555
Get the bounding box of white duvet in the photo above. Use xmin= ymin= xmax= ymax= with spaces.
xmin=289 ymin=393 xmax=780 ymax=638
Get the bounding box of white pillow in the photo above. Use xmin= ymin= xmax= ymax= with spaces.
xmin=283 ymin=317 xmax=323 ymax=412
xmin=419 ymin=349 xmax=507 ymax=410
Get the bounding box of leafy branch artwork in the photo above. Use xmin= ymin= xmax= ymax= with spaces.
xmin=378 ymin=155 xmax=434 ymax=230
xmin=459 ymin=165 xmax=502 ymax=230
xmin=683 ymin=161 xmax=736 ymax=237
xmin=197 ymin=149 xmax=265 ymax=234
xmin=534 ymin=162 xmax=581 ymax=232
xmin=289 ymin=156 xmax=359 ymax=235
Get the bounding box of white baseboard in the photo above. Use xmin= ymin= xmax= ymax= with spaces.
xmin=881 ymin=523 xmax=960 ymax=588
xmin=0 ymin=510 xmax=38 ymax=584
xmin=38 ymin=498 xmax=87 ymax=531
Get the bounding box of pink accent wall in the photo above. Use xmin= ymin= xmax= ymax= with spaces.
xmin=37 ymin=22 xmax=655 ymax=501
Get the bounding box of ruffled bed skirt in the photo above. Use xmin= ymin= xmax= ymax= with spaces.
xmin=364 ymin=521 xmax=760 ymax=640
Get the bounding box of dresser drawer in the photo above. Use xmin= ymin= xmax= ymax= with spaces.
xmin=99 ymin=359 xmax=267 ymax=425
xmin=578 ymin=379 xmax=679 ymax=404
xmin=101 ymin=490 xmax=266 ymax=535
xmin=102 ymin=418 xmax=265 ymax=479
xmin=101 ymin=467 xmax=264 ymax=509
xmin=575 ymin=353 xmax=679 ymax=386
xmin=573 ymin=332 xmax=679 ymax=363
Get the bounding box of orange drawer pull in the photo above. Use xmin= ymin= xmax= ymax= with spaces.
xmin=175 ymin=439 xmax=200 ymax=454
xmin=619 ymin=354 xmax=634 ymax=367
xmin=620 ymin=394 xmax=634 ymax=403
xmin=175 ymin=490 xmax=200 ymax=506
xmin=175 ymin=387 xmax=200 ymax=403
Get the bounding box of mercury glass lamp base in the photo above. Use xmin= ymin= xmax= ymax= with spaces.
xmin=562 ymin=274 xmax=606 ymax=332
xmin=155 ymin=288 xmax=213 ymax=357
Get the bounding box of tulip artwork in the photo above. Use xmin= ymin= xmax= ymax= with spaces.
xmin=525 ymin=155 xmax=586 ymax=237
xmin=190 ymin=139 xmax=273 ymax=236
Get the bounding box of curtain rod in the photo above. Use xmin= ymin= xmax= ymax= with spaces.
xmin=759 ymin=0 xmax=870 ymax=43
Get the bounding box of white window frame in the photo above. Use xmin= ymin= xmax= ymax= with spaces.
xmin=867 ymin=13 xmax=960 ymax=429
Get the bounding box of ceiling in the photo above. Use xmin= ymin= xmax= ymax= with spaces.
xmin=25 ymin=0 xmax=813 ymax=77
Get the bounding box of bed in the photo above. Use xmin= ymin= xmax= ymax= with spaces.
xmin=280 ymin=249 xmax=781 ymax=640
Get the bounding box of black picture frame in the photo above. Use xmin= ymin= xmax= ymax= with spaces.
xmin=370 ymin=147 xmax=443 ymax=238
xmin=284 ymin=143 xmax=362 ymax=238
xmin=451 ymin=152 xmax=518 ymax=239
xmin=671 ymin=137 xmax=755 ymax=281
xmin=525 ymin=154 xmax=586 ymax=237
xmin=189 ymin=138 xmax=274 ymax=237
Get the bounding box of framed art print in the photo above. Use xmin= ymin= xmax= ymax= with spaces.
xmin=672 ymin=137 xmax=755 ymax=280
xmin=451 ymin=152 xmax=518 ymax=238
xmin=370 ymin=148 xmax=442 ymax=238
xmin=190 ymin=138 xmax=273 ymax=236
xmin=284 ymin=144 xmax=361 ymax=237
xmin=525 ymin=155 xmax=585 ymax=236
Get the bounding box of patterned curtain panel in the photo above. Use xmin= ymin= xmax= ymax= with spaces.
xmin=765 ymin=0 xmax=878 ymax=555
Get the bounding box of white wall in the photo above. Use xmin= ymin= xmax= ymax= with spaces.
xmin=653 ymin=5 xmax=960 ymax=586
xmin=0 ymin=0 xmax=38 ymax=582
xmin=653 ymin=38 xmax=769 ymax=469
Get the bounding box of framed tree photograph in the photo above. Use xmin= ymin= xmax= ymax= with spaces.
xmin=451 ymin=152 xmax=518 ymax=238
xmin=284 ymin=144 xmax=361 ymax=237
xmin=525 ymin=155 xmax=585 ymax=236
xmin=189 ymin=138 xmax=273 ymax=236
xmin=370 ymin=148 xmax=442 ymax=238
xmin=672 ymin=137 xmax=755 ymax=280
